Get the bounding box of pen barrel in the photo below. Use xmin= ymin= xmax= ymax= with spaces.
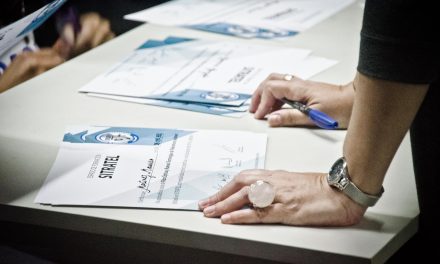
xmin=308 ymin=109 xmax=338 ymax=129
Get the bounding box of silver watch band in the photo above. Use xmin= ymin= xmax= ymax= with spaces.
xmin=344 ymin=182 xmax=384 ymax=207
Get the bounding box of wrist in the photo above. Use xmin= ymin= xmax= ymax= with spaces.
xmin=345 ymin=155 xmax=385 ymax=196
xmin=327 ymin=157 xmax=384 ymax=207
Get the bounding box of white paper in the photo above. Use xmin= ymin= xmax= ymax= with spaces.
xmin=125 ymin=0 xmax=354 ymax=36
xmin=35 ymin=126 xmax=267 ymax=210
xmin=79 ymin=37 xmax=335 ymax=106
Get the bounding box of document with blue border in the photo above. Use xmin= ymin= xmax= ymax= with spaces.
xmin=79 ymin=37 xmax=317 ymax=106
xmin=79 ymin=36 xmax=336 ymax=116
xmin=35 ymin=126 xmax=267 ymax=210
xmin=125 ymin=0 xmax=354 ymax=39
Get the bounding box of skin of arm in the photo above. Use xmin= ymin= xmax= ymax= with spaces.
xmin=198 ymin=71 xmax=428 ymax=226
xmin=0 ymin=48 xmax=64 ymax=93
xmin=0 ymin=13 xmax=114 ymax=93
xmin=344 ymin=72 xmax=428 ymax=195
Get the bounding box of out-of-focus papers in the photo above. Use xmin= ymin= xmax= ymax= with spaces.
xmin=35 ymin=126 xmax=267 ymax=210
xmin=79 ymin=36 xmax=337 ymax=116
xmin=125 ymin=0 xmax=354 ymax=39
xmin=0 ymin=0 xmax=66 ymax=55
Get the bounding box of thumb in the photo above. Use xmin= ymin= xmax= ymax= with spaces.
xmin=267 ymin=108 xmax=314 ymax=127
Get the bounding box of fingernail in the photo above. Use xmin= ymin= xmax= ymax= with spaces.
xmin=203 ymin=205 xmax=215 ymax=216
xmin=221 ymin=214 xmax=231 ymax=224
xmin=268 ymin=114 xmax=281 ymax=126
xmin=198 ymin=199 xmax=209 ymax=209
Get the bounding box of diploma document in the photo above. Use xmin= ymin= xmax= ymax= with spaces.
xmin=125 ymin=0 xmax=354 ymax=39
xmin=79 ymin=36 xmax=335 ymax=116
xmin=35 ymin=126 xmax=267 ymax=210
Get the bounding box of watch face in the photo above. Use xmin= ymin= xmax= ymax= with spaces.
xmin=328 ymin=158 xmax=345 ymax=184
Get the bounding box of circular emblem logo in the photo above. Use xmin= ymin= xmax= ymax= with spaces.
xmin=95 ymin=132 xmax=139 ymax=144
xmin=201 ymin=91 xmax=239 ymax=101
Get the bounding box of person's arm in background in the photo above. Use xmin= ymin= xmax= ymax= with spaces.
xmin=0 ymin=2 xmax=115 ymax=93
xmin=53 ymin=11 xmax=114 ymax=59
xmin=0 ymin=48 xmax=64 ymax=93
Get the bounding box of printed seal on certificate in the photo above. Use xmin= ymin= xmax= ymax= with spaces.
xmin=95 ymin=132 xmax=139 ymax=144
xmin=200 ymin=91 xmax=240 ymax=101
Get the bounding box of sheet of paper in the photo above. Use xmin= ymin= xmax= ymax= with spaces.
xmin=0 ymin=0 xmax=66 ymax=55
xmin=205 ymin=0 xmax=355 ymax=32
xmin=79 ymin=37 xmax=336 ymax=106
xmin=35 ymin=126 xmax=267 ymax=210
xmin=125 ymin=0 xmax=354 ymax=39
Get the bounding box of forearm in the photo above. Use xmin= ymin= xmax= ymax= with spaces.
xmin=0 ymin=75 xmax=18 ymax=93
xmin=343 ymin=72 xmax=428 ymax=195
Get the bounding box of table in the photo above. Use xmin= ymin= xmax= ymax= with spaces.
xmin=0 ymin=1 xmax=418 ymax=263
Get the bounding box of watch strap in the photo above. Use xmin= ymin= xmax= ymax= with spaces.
xmin=344 ymin=182 xmax=384 ymax=207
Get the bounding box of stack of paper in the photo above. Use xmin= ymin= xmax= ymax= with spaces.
xmin=80 ymin=36 xmax=337 ymax=117
xmin=125 ymin=0 xmax=354 ymax=39
xmin=35 ymin=126 xmax=267 ymax=210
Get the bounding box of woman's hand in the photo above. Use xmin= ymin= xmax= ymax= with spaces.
xmin=250 ymin=73 xmax=355 ymax=129
xmin=0 ymin=48 xmax=64 ymax=92
xmin=199 ymin=169 xmax=366 ymax=226
xmin=53 ymin=12 xmax=115 ymax=59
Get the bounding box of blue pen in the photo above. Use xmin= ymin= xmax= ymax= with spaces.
xmin=281 ymin=98 xmax=338 ymax=129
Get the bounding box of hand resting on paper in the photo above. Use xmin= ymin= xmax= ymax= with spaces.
xmin=249 ymin=73 xmax=354 ymax=129
xmin=198 ymin=169 xmax=366 ymax=226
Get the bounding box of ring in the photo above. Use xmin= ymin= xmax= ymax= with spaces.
xmin=283 ymin=74 xmax=294 ymax=81
xmin=248 ymin=180 xmax=275 ymax=208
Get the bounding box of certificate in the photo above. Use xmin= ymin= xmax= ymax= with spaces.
xmin=79 ymin=36 xmax=335 ymax=106
xmin=125 ymin=0 xmax=354 ymax=39
xmin=35 ymin=126 xmax=267 ymax=210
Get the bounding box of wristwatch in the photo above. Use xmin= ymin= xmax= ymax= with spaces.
xmin=327 ymin=157 xmax=384 ymax=207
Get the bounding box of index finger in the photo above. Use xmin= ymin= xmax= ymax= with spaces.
xmin=198 ymin=169 xmax=269 ymax=210
xmin=250 ymin=73 xmax=285 ymax=113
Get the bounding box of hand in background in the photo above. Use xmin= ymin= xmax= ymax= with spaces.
xmin=199 ymin=170 xmax=366 ymax=226
xmin=250 ymin=73 xmax=355 ymax=129
xmin=0 ymin=48 xmax=64 ymax=93
xmin=53 ymin=12 xmax=115 ymax=59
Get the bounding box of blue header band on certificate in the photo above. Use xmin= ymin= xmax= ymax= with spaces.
xmin=137 ymin=36 xmax=195 ymax=50
xmin=149 ymin=99 xmax=248 ymax=117
xmin=63 ymin=127 xmax=194 ymax=145
xmin=187 ymin=22 xmax=297 ymax=39
xmin=150 ymin=89 xmax=251 ymax=107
